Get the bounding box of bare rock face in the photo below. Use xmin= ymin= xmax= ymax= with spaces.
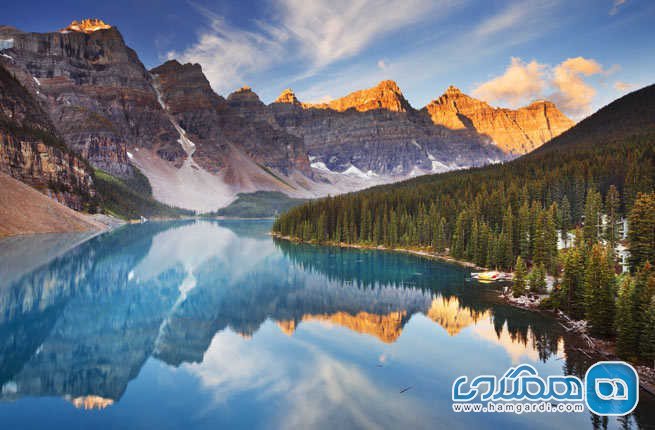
xmin=61 ymin=18 xmax=111 ymax=34
xmin=150 ymin=60 xmax=229 ymax=171
xmin=0 ymin=65 xmax=95 ymax=210
xmin=267 ymin=81 xmax=507 ymax=176
xmin=275 ymin=88 xmax=301 ymax=105
xmin=151 ymin=60 xmax=312 ymax=178
xmin=309 ymin=80 xmax=412 ymax=113
xmin=0 ymin=22 xmax=182 ymax=178
xmin=423 ymin=86 xmax=575 ymax=155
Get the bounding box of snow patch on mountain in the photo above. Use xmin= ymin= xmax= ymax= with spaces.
xmin=0 ymin=39 xmax=13 ymax=50
xmin=310 ymin=161 xmax=333 ymax=173
xmin=342 ymin=165 xmax=378 ymax=179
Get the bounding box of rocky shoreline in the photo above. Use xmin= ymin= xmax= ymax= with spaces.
xmin=503 ymin=292 xmax=655 ymax=396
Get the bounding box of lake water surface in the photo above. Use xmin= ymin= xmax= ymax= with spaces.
xmin=0 ymin=220 xmax=653 ymax=429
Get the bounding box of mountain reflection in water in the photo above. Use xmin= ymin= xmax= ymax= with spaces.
xmin=0 ymin=220 xmax=652 ymax=429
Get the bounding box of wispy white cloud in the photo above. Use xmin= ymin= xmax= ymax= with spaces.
xmin=472 ymin=56 xmax=608 ymax=118
xmin=474 ymin=2 xmax=532 ymax=38
xmin=277 ymin=0 xmax=435 ymax=69
xmin=614 ymin=81 xmax=635 ymax=92
xmin=610 ymin=0 xmax=627 ymax=16
xmin=472 ymin=0 xmax=561 ymax=44
xmin=166 ymin=5 xmax=287 ymax=95
xmin=169 ymin=0 xmax=446 ymax=95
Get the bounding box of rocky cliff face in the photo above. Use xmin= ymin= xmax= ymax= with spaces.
xmin=309 ymin=80 xmax=412 ymax=112
xmin=268 ymin=81 xmax=506 ymax=176
xmin=423 ymin=86 xmax=574 ymax=155
xmin=0 ymin=65 xmax=95 ymax=210
xmin=0 ymin=22 xmax=182 ymax=178
xmin=150 ymin=60 xmax=311 ymax=182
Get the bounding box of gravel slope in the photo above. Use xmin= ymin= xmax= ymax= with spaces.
xmin=0 ymin=172 xmax=104 ymax=237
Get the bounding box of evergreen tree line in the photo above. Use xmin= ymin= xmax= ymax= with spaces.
xmin=274 ymin=134 xmax=654 ymax=273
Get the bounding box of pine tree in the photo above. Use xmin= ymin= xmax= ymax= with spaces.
xmin=640 ymin=296 xmax=655 ymax=361
xmin=389 ymin=210 xmax=398 ymax=245
xmin=615 ymin=276 xmax=637 ymax=359
xmin=628 ymin=192 xmax=655 ymax=271
xmin=584 ymin=244 xmax=616 ymax=337
xmin=513 ymin=256 xmax=527 ymax=297
xmin=486 ymin=233 xmax=496 ymax=269
xmin=316 ymin=212 xmax=326 ymax=243
xmin=518 ymin=202 xmax=531 ymax=259
xmin=342 ymin=208 xmax=351 ymax=243
xmin=544 ymin=205 xmax=559 ymax=274
xmin=529 ymin=201 xmax=540 ymax=260
xmin=583 ymin=189 xmax=602 ymax=247
xmin=359 ymin=201 xmax=371 ymax=243
xmin=502 ymin=206 xmax=514 ymax=264
xmin=499 ymin=231 xmax=513 ymax=270
xmin=382 ymin=209 xmax=389 ymax=245
xmin=605 ymin=185 xmax=621 ymax=250
xmin=633 ymin=263 xmax=655 ymax=356
xmin=469 ymin=219 xmax=479 ymax=262
xmin=533 ymin=210 xmax=547 ymax=267
xmin=477 ymin=222 xmax=490 ymax=267
xmin=561 ymin=246 xmax=586 ymax=319
xmin=333 ymin=215 xmax=340 ymax=242
xmin=560 ymin=195 xmax=572 ymax=247
xmin=574 ymin=226 xmax=585 ymax=249
xmin=433 ymin=217 xmax=447 ymax=253
xmin=452 ymin=211 xmax=467 ymax=258
xmin=373 ymin=211 xmax=382 ymax=244
xmin=528 ymin=263 xmax=547 ymax=293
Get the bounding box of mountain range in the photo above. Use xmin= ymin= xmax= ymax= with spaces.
xmin=0 ymin=19 xmax=574 ymax=216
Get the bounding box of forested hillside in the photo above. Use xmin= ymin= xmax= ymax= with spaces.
xmin=273 ymin=84 xmax=655 ymax=273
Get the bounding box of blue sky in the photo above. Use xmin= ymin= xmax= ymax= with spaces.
xmin=1 ymin=0 xmax=654 ymax=118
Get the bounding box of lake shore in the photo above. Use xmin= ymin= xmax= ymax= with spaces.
xmin=272 ymin=232 xmax=655 ymax=396
xmin=270 ymin=232 xmax=485 ymax=270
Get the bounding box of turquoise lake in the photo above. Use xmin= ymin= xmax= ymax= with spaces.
xmin=0 ymin=220 xmax=653 ymax=429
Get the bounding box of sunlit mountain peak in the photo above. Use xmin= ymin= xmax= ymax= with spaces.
xmin=61 ymin=18 xmax=112 ymax=34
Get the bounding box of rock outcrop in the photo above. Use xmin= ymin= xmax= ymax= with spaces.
xmin=0 ymin=21 xmax=182 ymax=178
xmin=275 ymin=88 xmax=301 ymax=105
xmin=423 ymin=86 xmax=574 ymax=155
xmin=151 ymin=60 xmax=312 ymax=180
xmin=309 ymin=80 xmax=412 ymax=113
xmin=60 ymin=18 xmax=112 ymax=34
xmin=0 ymin=65 xmax=95 ymax=210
